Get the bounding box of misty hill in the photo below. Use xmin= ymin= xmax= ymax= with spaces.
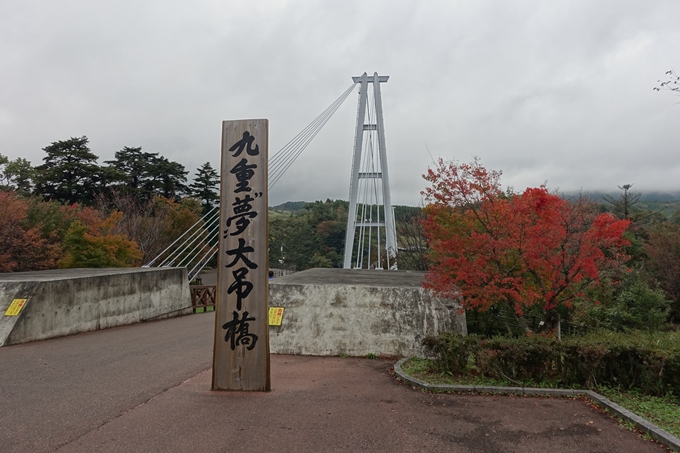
xmin=270 ymin=200 xmax=422 ymax=219
xmin=582 ymin=191 xmax=680 ymax=203
xmin=573 ymin=190 xmax=680 ymax=218
xmin=270 ymin=201 xmax=308 ymax=215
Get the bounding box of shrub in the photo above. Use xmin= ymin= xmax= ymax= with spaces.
xmin=572 ymin=268 xmax=671 ymax=332
xmin=476 ymin=336 xmax=558 ymax=383
xmin=422 ymin=332 xmax=479 ymax=374
xmin=422 ymin=331 xmax=680 ymax=398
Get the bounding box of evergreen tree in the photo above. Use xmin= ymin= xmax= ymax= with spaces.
xmin=0 ymin=154 xmax=35 ymax=194
xmin=105 ymin=147 xmax=188 ymax=201
xmin=189 ymin=162 xmax=220 ymax=212
xmin=104 ymin=146 xmax=153 ymax=195
xmin=148 ymin=155 xmax=188 ymax=200
xmin=34 ymin=136 xmax=104 ymax=205
xmin=603 ymin=184 xmax=642 ymax=221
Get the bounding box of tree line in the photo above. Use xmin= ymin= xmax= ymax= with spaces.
xmin=1 ymin=136 xmax=220 ymax=211
xmin=1 ymin=136 xmax=220 ymax=271
xmin=7 ymin=135 xmax=680 ymax=335
xmin=2 ymin=135 xmax=428 ymax=275
xmin=268 ymin=199 xmax=426 ymax=272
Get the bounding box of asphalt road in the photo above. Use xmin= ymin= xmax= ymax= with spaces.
xmin=0 ymin=313 xmax=667 ymax=453
xmin=0 ymin=313 xmax=215 ymax=453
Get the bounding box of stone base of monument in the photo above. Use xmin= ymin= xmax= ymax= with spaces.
xmin=268 ymin=268 xmax=466 ymax=358
xmin=0 ymin=268 xmax=191 ymax=347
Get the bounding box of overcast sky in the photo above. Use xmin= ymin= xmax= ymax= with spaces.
xmin=1 ymin=0 xmax=679 ymax=206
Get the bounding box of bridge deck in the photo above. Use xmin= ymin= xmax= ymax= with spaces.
xmin=0 ymin=313 xmax=664 ymax=453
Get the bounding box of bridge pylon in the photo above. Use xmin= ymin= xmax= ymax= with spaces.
xmin=343 ymin=72 xmax=397 ymax=270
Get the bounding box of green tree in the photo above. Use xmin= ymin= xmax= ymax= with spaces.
xmin=269 ymin=216 xmax=318 ymax=271
xmin=34 ymin=136 xmax=105 ymax=205
xmin=305 ymin=199 xmax=348 ymax=268
xmin=148 ymin=156 xmax=188 ymax=200
xmin=104 ymin=146 xmax=152 ymax=195
xmin=308 ymin=253 xmax=333 ymax=268
xmin=645 ymin=222 xmax=680 ymax=322
xmin=304 ymin=199 xmax=348 ymax=225
xmin=105 ymin=147 xmax=188 ymax=201
xmin=395 ymin=207 xmax=428 ymax=271
xmin=603 ymin=184 xmax=642 ymax=221
xmin=572 ymin=267 xmax=670 ymax=331
xmin=189 ymin=162 xmax=220 ymax=213
xmin=0 ymin=154 xmax=35 ymax=194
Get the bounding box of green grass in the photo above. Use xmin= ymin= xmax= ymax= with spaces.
xmin=598 ymin=387 xmax=680 ymax=438
xmin=400 ymin=357 xmax=680 ymax=438
xmin=193 ymin=306 xmax=215 ymax=313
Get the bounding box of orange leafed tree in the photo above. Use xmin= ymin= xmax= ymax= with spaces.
xmin=59 ymin=210 xmax=142 ymax=268
xmin=0 ymin=191 xmax=60 ymax=272
xmin=422 ymin=158 xmax=630 ymax=330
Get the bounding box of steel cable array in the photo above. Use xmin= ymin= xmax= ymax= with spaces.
xmin=144 ymin=82 xmax=357 ymax=281
xmin=352 ymin=89 xmax=387 ymax=269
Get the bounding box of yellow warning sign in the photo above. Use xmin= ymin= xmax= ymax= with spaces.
xmin=268 ymin=307 xmax=284 ymax=326
xmin=4 ymin=299 xmax=27 ymax=316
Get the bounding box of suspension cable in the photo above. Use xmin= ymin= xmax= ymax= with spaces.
xmin=144 ymin=205 xmax=218 ymax=267
xmin=145 ymin=83 xmax=357 ymax=275
xmin=268 ymin=82 xmax=355 ymax=176
xmin=269 ymin=82 xmax=357 ymax=188
xmin=158 ymin=208 xmax=220 ymax=267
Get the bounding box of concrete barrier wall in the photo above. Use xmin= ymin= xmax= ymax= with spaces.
xmin=269 ymin=268 xmax=466 ymax=358
xmin=0 ymin=268 xmax=191 ymax=346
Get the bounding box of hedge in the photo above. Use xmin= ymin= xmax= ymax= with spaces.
xmin=422 ymin=331 xmax=680 ymax=398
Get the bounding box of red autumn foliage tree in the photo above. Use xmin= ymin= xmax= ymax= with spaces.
xmin=0 ymin=191 xmax=60 ymax=271
xmin=422 ymin=158 xmax=631 ymax=330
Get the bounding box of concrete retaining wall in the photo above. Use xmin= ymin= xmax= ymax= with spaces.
xmin=269 ymin=268 xmax=466 ymax=358
xmin=0 ymin=268 xmax=191 ymax=346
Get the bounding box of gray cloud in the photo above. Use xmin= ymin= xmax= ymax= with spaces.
xmin=1 ymin=0 xmax=679 ymax=206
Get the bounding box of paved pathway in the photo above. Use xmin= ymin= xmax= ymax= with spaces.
xmin=0 ymin=313 xmax=666 ymax=452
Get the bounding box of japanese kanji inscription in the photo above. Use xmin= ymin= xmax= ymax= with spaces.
xmin=213 ymin=119 xmax=270 ymax=391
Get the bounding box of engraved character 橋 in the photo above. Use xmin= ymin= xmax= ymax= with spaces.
xmin=222 ymin=310 xmax=258 ymax=350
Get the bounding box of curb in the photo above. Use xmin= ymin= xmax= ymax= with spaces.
xmin=394 ymin=358 xmax=680 ymax=452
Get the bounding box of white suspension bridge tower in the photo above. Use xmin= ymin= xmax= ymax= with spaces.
xmin=343 ymin=72 xmax=397 ymax=270
xmin=145 ymin=73 xmax=398 ymax=278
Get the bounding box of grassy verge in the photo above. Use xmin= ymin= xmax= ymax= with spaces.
xmin=401 ymin=357 xmax=680 ymax=438
xmin=597 ymin=387 xmax=680 ymax=439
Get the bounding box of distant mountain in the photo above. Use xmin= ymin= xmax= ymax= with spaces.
xmin=577 ymin=191 xmax=680 ymax=203
xmin=269 ymin=201 xmax=308 ymax=213
xmin=270 ymin=200 xmax=423 ymax=213
xmin=564 ymin=190 xmax=680 ymax=218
